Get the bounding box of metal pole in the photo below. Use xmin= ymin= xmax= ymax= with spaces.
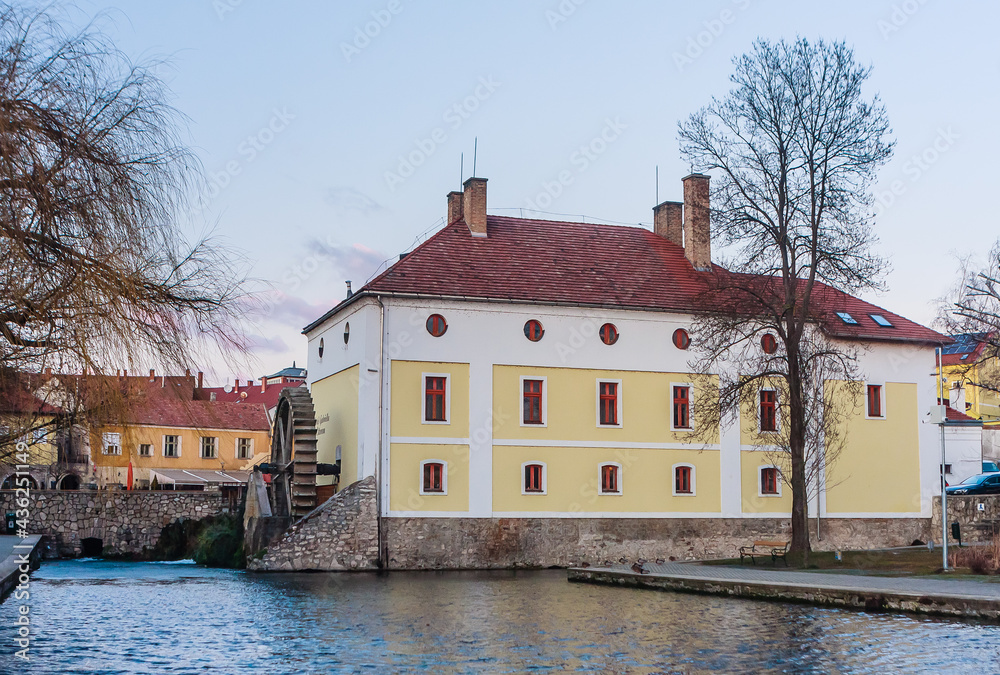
xmin=939 ymin=346 xmax=948 ymax=571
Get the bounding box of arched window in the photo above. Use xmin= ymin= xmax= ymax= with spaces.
xmin=761 ymin=333 xmax=777 ymax=354
xmin=599 ymin=323 xmax=619 ymax=345
xmin=318 ymin=337 xmax=324 ymax=358
xmin=759 ymin=466 xmax=781 ymax=496
xmin=599 ymin=463 xmax=622 ymax=494
xmin=524 ymin=319 xmax=544 ymax=342
xmin=673 ymin=464 xmax=695 ymax=496
xmin=672 ymin=328 xmax=690 ymax=350
xmin=1 ymin=474 xmax=37 ymax=490
xmin=420 ymin=460 xmax=447 ymax=495
xmin=344 ymin=322 xmax=351 ymax=345
xmin=522 ymin=462 xmax=546 ymax=494
xmin=426 ymin=314 xmax=448 ymax=337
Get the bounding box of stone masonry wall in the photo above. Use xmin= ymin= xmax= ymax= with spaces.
xmin=247 ymin=476 xmax=379 ymax=572
xmin=0 ymin=489 xmax=231 ymax=558
xmin=932 ymin=494 xmax=1000 ymax=543
xmin=384 ymin=516 xmax=932 ymax=569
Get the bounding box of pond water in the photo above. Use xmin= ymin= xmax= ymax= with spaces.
xmin=2 ymin=560 xmax=999 ymax=674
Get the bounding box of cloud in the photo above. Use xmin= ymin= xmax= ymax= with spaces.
xmin=304 ymin=238 xmax=388 ymax=285
xmin=247 ymin=333 xmax=289 ymax=354
xmin=324 ymin=186 xmax=384 ymax=216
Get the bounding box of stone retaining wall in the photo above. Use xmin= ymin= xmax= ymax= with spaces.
xmin=933 ymin=494 xmax=1000 ymax=543
xmin=247 ymin=476 xmax=379 ymax=572
xmin=0 ymin=490 xmax=231 ymax=557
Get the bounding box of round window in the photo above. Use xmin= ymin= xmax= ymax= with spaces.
xmin=761 ymin=333 xmax=777 ymax=354
xmin=426 ymin=314 xmax=448 ymax=337
xmin=524 ymin=319 xmax=544 ymax=342
xmin=672 ymin=328 xmax=690 ymax=350
xmin=318 ymin=337 xmax=324 ymax=358
xmin=344 ymin=322 xmax=351 ymax=345
xmin=599 ymin=323 xmax=619 ymax=345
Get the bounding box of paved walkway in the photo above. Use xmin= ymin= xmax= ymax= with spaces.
xmin=0 ymin=535 xmax=43 ymax=602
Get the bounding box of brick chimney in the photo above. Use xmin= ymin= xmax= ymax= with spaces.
xmin=261 ymin=379 xmax=267 ymax=393
xmin=462 ymin=177 xmax=487 ymax=238
xmin=682 ymin=173 xmax=712 ymax=271
xmin=447 ymin=190 xmax=463 ymax=225
xmin=652 ymin=200 xmax=683 ymax=247
xmin=197 ymin=371 xmax=203 ymax=390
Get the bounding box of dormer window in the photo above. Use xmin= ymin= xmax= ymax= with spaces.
xmin=869 ymin=314 xmax=893 ymax=327
xmin=835 ymin=312 xmax=858 ymax=325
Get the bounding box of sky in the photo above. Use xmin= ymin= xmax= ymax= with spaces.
xmin=68 ymin=0 xmax=999 ymax=384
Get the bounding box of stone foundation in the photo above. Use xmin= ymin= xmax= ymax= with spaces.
xmin=0 ymin=489 xmax=232 ymax=557
xmin=384 ymin=516 xmax=933 ymax=569
xmin=932 ymin=495 xmax=1000 ymax=543
xmin=247 ymin=476 xmax=379 ymax=572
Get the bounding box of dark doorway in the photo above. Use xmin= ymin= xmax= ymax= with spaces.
xmin=58 ymin=474 xmax=81 ymax=490
xmin=81 ymin=537 xmax=103 ymax=557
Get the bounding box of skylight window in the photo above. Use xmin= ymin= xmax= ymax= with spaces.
xmin=870 ymin=314 xmax=893 ymax=328
xmin=835 ymin=312 xmax=859 ymax=325
xmin=961 ymin=354 xmax=969 ymax=360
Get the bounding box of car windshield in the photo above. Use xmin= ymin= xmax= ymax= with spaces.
xmin=959 ymin=474 xmax=989 ymax=485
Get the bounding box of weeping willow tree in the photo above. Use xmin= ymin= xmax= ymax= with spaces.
xmin=0 ymin=5 xmax=248 ymax=461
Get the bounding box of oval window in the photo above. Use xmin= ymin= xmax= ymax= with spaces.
xmin=599 ymin=323 xmax=619 ymax=346
xmin=524 ymin=319 xmax=544 ymax=342
xmin=761 ymin=333 xmax=777 ymax=354
xmin=344 ymin=322 xmax=351 ymax=345
xmin=672 ymin=328 xmax=690 ymax=350
xmin=426 ymin=314 xmax=448 ymax=337
xmin=318 ymin=337 xmax=324 ymax=358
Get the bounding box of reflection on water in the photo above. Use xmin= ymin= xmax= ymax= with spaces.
xmin=3 ymin=560 xmax=999 ymax=674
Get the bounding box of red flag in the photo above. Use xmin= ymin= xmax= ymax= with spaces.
xmin=127 ymin=461 xmax=133 ymax=490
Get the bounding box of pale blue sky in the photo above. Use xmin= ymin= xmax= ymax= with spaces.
xmin=74 ymin=0 xmax=998 ymax=381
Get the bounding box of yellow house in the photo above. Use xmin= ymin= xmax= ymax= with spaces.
xmin=941 ymin=333 xmax=1000 ymax=423
xmin=0 ymin=379 xmax=69 ymax=490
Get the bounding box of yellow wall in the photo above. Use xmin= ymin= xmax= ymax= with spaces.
xmin=825 ymin=382 xmax=921 ymax=513
xmin=944 ymin=361 xmax=1000 ymax=422
xmin=492 ymin=446 xmax=720 ymax=513
xmin=91 ymin=425 xmax=269 ymax=475
xmin=389 ymin=443 xmax=469 ymax=511
xmin=492 ymin=365 xmax=718 ymax=445
xmin=0 ymin=414 xmax=58 ymax=466
xmin=740 ymin=451 xmax=792 ymax=513
xmin=314 ymin=365 xmax=360 ymax=486
xmin=390 ymin=361 xmax=470 ymax=438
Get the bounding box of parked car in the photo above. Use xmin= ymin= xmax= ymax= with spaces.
xmin=947 ymin=473 xmax=1000 ymax=496
xmin=983 ymin=461 xmax=1000 ymax=473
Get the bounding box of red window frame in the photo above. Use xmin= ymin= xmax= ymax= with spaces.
xmin=425 ymin=376 xmax=447 ymax=422
xmin=599 ymin=381 xmax=618 ymax=426
xmin=761 ymin=467 xmax=779 ymax=495
xmin=867 ymin=384 xmax=883 ymax=417
xmin=675 ymin=466 xmax=692 ymax=494
xmin=426 ymin=314 xmax=447 ymax=337
xmin=601 ymin=464 xmax=619 ymax=493
xmin=673 ymin=386 xmax=690 ymax=429
xmin=523 ymin=379 xmax=543 ymax=425
xmin=599 ymin=323 xmax=619 ymax=345
xmin=423 ymin=462 xmax=444 ymax=493
xmin=524 ymin=320 xmax=544 ymax=342
xmin=524 ymin=463 xmax=544 ymax=493
xmin=761 ymin=333 xmax=777 ymax=354
xmin=672 ymin=328 xmax=690 ymax=350
xmin=760 ymin=390 xmax=777 ymax=432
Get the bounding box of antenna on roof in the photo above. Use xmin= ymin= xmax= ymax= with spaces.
xmin=655 ymin=165 xmax=659 ymax=204
xmin=460 ymin=153 xmax=464 ymax=188
xmin=472 ymin=137 xmax=478 ymax=177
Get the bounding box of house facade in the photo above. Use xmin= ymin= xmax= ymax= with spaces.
xmin=302 ymin=176 xmax=948 ymax=564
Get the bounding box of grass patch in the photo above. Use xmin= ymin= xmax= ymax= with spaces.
xmin=705 ymin=547 xmax=970 ymax=576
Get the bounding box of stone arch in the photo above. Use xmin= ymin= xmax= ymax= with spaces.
xmin=1 ymin=473 xmax=38 ymax=490
xmin=56 ymin=473 xmax=81 ymax=490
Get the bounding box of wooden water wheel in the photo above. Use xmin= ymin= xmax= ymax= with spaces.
xmin=267 ymin=387 xmax=318 ymax=518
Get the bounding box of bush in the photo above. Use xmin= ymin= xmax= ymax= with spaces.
xmin=950 ymin=535 xmax=1000 ymax=574
xmin=192 ymin=514 xmax=245 ymax=569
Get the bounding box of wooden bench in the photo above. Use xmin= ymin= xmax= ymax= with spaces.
xmin=739 ymin=540 xmax=789 ymax=566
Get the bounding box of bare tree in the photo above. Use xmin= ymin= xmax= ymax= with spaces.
xmin=0 ymin=5 xmax=248 ymax=461
xmin=940 ymin=244 xmax=1000 ymax=393
xmin=679 ymin=38 xmax=894 ymax=554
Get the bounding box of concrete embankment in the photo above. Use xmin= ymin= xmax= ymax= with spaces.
xmin=0 ymin=535 xmax=43 ymax=603
xmin=569 ymin=562 xmax=1000 ymax=621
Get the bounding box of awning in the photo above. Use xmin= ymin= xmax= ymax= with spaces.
xmin=149 ymin=469 xmax=251 ymax=486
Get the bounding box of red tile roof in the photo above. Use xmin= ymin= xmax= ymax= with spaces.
xmin=946 ymin=406 xmax=982 ymax=424
xmin=127 ymin=398 xmax=270 ymax=431
xmin=306 ymin=216 xmax=945 ymax=345
xmin=198 ymin=380 xmax=304 ymax=410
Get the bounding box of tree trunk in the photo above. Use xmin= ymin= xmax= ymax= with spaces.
xmin=787 ymin=346 xmax=812 ymax=555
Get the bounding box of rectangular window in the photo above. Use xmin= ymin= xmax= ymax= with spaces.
xmin=422 ymin=462 xmax=444 ymax=493
xmin=867 ymin=384 xmax=883 ymax=418
xmin=200 ymin=436 xmax=218 ymax=459
xmin=761 ymin=467 xmax=779 ymax=495
xmin=524 ymin=464 xmax=544 ymax=493
xmin=523 ymin=379 xmax=543 ymax=425
xmin=424 ymin=376 xmax=447 ymax=422
xmin=673 ymin=386 xmax=691 ymax=429
xmin=237 ymin=438 xmax=253 ymax=460
xmin=163 ymin=435 xmax=179 ymax=458
xmin=675 ymin=466 xmax=692 ymax=494
xmin=601 ymin=464 xmax=620 ymax=493
xmin=599 ymin=382 xmax=618 ymax=426
xmin=138 ymin=443 xmax=152 ymax=457
xmin=940 ymin=464 xmax=952 ymax=475
xmin=760 ymin=390 xmax=777 ymax=432
xmin=102 ymin=432 xmax=121 ymax=456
